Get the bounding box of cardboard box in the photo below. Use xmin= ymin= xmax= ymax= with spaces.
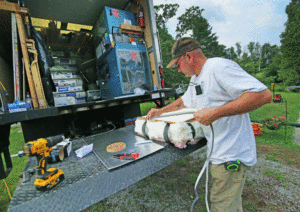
xmin=54 ymin=96 xmax=76 ymax=106
xmin=53 ymin=79 xmax=83 ymax=87
xmin=53 ymin=91 xmax=86 ymax=98
xmin=119 ymin=24 xmax=144 ymax=33
xmin=56 ymin=85 xmax=83 ymax=92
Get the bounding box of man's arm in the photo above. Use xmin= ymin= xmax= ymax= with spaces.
xmin=146 ymin=97 xmax=186 ymax=119
xmin=160 ymin=97 xmax=186 ymax=113
xmin=193 ymin=89 xmax=273 ymax=125
xmin=215 ymin=88 xmax=273 ymax=118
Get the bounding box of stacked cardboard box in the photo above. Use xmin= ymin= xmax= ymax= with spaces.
xmin=50 ymin=55 xmax=87 ymax=106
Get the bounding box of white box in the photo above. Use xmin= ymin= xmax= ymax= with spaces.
xmin=86 ymin=90 xmax=101 ymax=101
xmin=53 ymin=91 xmax=86 ymax=98
xmin=50 ymin=66 xmax=77 ymax=72
xmin=51 ymin=71 xmax=81 ymax=79
xmin=54 ymin=96 xmax=76 ymax=106
xmin=76 ymin=97 xmax=86 ymax=104
xmin=54 ymin=58 xmax=77 ymax=65
xmin=53 ymin=79 xmax=83 ymax=87
xmin=56 ymin=85 xmax=83 ymax=92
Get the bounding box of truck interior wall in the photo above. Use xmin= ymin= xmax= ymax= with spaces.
xmin=0 ymin=11 xmax=14 ymax=111
xmin=0 ymin=10 xmax=12 ymax=64
xmin=126 ymin=0 xmax=159 ymax=88
xmin=0 ymin=56 xmax=14 ymax=111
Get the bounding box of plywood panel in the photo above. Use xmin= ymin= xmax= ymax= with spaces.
xmin=141 ymin=0 xmax=158 ymax=88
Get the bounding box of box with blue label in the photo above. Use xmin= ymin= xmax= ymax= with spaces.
xmin=56 ymin=85 xmax=83 ymax=92
xmin=76 ymin=97 xmax=87 ymax=104
xmin=53 ymin=91 xmax=86 ymax=99
xmin=51 ymin=71 xmax=80 ymax=79
xmin=50 ymin=65 xmax=77 ymax=72
xmin=53 ymin=79 xmax=83 ymax=87
xmin=8 ymin=100 xmax=31 ymax=113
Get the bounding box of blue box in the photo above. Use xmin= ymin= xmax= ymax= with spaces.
xmin=93 ymin=6 xmax=137 ymax=46
xmin=8 ymin=100 xmax=31 ymax=113
xmin=98 ymin=43 xmax=152 ymax=99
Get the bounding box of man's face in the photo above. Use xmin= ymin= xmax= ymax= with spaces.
xmin=176 ymin=55 xmax=194 ymax=77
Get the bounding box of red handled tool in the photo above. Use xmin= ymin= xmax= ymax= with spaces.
xmin=112 ymin=153 xmax=140 ymax=161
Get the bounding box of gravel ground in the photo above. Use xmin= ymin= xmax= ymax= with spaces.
xmin=83 ymin=129 xmax=300 ymax=212
xmin=83 ymin=145 xmax=299 ymax=212
xmin=245 ymin=157 xmax=300 ymax=212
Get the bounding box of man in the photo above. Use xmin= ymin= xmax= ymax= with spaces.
xmin=146 ymin=37 xmax=272 ymax=212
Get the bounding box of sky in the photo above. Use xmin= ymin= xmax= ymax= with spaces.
xmin=153 ymin=0 xmax=291 ymax=51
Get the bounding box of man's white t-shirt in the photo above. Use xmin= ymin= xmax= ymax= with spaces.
xmin=181 ymin=57 xmax=268 ymax=166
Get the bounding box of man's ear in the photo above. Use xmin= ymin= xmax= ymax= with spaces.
xmin=186 ymin=52 xmax=193 ymax=62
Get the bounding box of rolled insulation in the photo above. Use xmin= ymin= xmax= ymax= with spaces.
xmin=134 ymin=109 xmax=205 ymax=149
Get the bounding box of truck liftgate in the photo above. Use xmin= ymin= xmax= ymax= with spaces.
xmin=7 ymin=125 xmax=206 ymax=211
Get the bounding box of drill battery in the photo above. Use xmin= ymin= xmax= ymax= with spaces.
xmin=23 ymin=135 xmax=65 ymax=190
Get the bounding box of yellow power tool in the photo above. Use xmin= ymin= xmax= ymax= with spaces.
xmin=23 ymin=135 xmax=65 ymax=190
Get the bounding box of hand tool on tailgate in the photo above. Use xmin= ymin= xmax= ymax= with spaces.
xmin=23 ymin=134 xmax=65 ymax=190
xmin=113 ymin=153 xmax=140 ymax=161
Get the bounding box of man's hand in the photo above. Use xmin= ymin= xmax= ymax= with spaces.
xmin=193 ymin=108 xmax=219 ymax=126
xmin=146 ymin=108 xmax=164 ymax=120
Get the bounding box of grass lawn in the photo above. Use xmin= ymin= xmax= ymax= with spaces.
xmin=249 ymin=92 xmax=300 ymax=151
xmin=0 ymin=125 xmax=27 ymax=212
xmin=1 ymin=92 xmax=299 ymax=211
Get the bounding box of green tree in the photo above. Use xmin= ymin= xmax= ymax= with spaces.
xmin=280 ymin=0 xmax=300 ymax=84
xmin=260 ymin=43 xmax=280 ymax=69
xmin=238 ymin=52 xmax=251 ymax=71
xmin=154 ymin=4 xmax=190 ymax=89
xmin=175 ymin=6 xmax=226 ymax=58
xmin=247 ymin=42 xmax=255 ymax=61
xmin=254 ymin=42 xmax=261 ymax=63
xmin=235 ymin=42 xmax=242 ymax=59
xmin=154 ymin=4 xmax=179 ymax=30
xmin=225 ymin=47 xmax=237 ymax=60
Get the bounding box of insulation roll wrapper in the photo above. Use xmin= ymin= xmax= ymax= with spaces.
xmin=134 ymin=110 xmax=205 ymax=149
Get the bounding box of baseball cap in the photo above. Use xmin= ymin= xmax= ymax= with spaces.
xmin=166 ymin=37 xmax=201 ymax=69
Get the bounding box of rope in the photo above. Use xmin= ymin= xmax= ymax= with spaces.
xmin=2 ymin=179 xmax=12 ymax=200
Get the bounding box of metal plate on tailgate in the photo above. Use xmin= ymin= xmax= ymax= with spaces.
xmin=83 ymin=126 xmax=164 ymax=170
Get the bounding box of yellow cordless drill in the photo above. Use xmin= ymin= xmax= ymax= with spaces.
xmin=23 ymin=135 xmax=65 ymax=191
